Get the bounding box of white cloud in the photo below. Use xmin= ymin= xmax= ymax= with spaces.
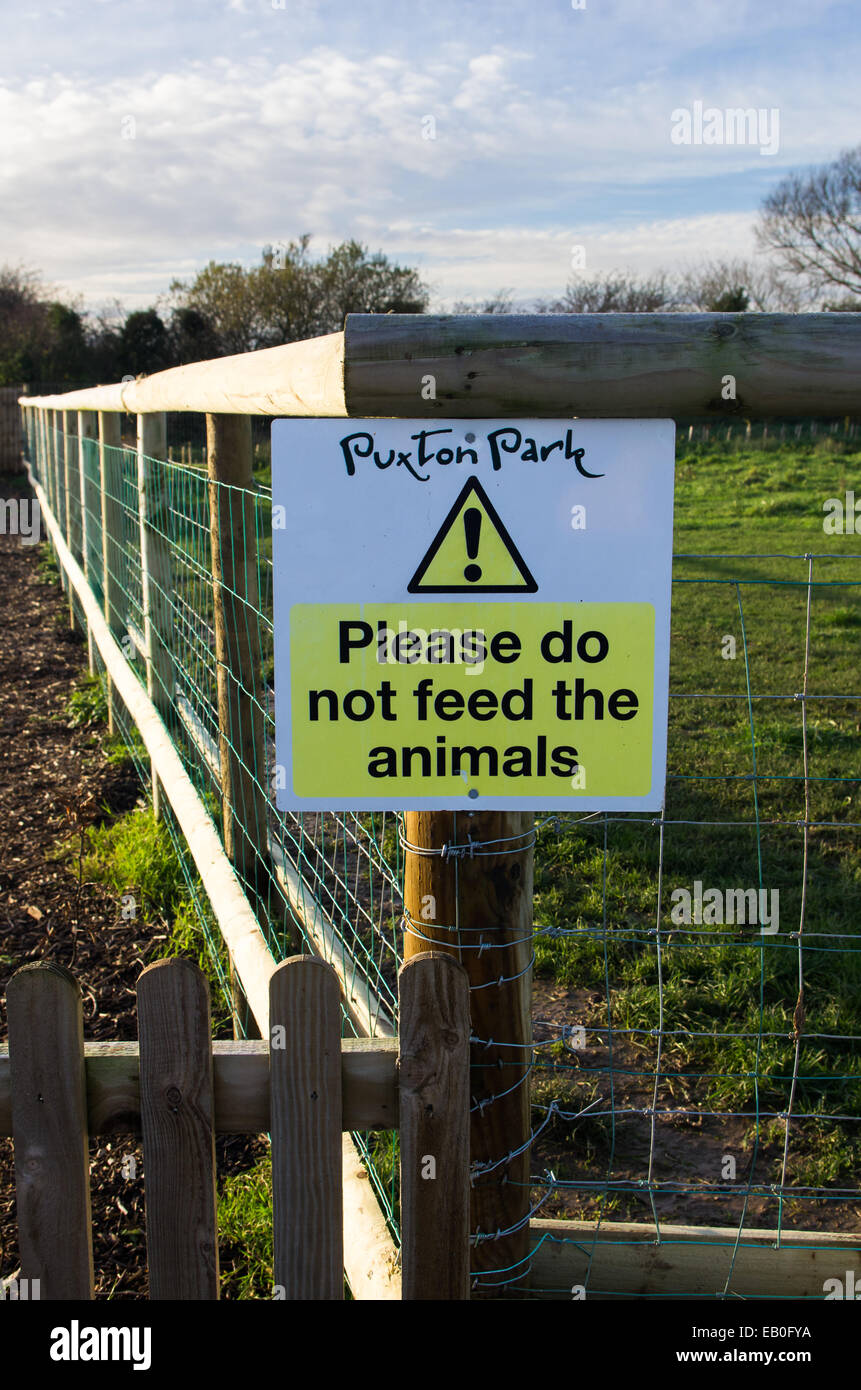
xmin=390 ymin=212 xmax=762 ymax=307
xmin=0 ymin=12 xmax=858 ymax=312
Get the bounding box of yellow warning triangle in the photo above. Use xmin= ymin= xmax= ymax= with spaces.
xmin=408 ymin=478 xmax=537 ymax=593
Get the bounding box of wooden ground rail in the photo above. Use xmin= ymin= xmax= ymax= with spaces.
xmin=1 ymin=952 xmax=470 ymax=1301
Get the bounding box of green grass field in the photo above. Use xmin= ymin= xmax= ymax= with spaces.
xmin=61 ymin=428 xmax=861 ymax=1286
xmin=531 ymin=435 xmax=861 ymax=1224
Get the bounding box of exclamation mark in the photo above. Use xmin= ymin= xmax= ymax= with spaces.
xmin=463 ymin=507 xmax=482 ymax=582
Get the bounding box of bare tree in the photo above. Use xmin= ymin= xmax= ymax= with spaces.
xmin=536 ymin=269 xmax=679 ymax=313
xmin=677 ymin=258 xmax=811 ymax=312
xmin=756 ymin=146 xmax=861 ymax=299
xmin=451 ymin=290 xmax=516 ymax=314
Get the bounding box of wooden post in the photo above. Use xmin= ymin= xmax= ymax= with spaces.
xmin=207 ymin=413 xmax=269 ymax=1035
xmin=78 ymin=410 xmax=98 ymax=673
xmin=398 ymin=952 xmax=470 ymax=1300
xmin=35 ymin=406 xmax=48 ymax=511
xmin=402 ymin=810 xmax=534 ymax=1295
xmin=47 ymin=409 xmax=58 ymax=533
xmin=54 ymin=409 xmax=70 ymax=598
xmin=99 ymin=411 xmax=125 ymax=734
xmin=205 ymin=414 xmax=268 ymax=882
xmin=137 ymin=411 xmax=173 ymax=820
xmin=7 ymin=963 xmax=95 ymax=1299
xmin=63 ymin=409 xmax=80 ymax=631
xmin=39 ymin=406 xmax=52 ymax=516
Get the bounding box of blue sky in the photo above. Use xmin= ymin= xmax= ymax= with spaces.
xmin=1 ymin=0 xmax=859 ymax=312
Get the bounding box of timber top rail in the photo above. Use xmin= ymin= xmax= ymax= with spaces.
xmin=18 ymin=312 xmax=861 ymax=420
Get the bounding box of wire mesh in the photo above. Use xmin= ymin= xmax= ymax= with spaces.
xmin=24 ymin=410 xmax=861 ymax=1295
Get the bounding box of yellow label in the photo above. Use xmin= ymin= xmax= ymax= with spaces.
xmin=289 ymin=603 xmax=655 ymax=799
xmin=408 ymin=478 xmax=537 ymax=593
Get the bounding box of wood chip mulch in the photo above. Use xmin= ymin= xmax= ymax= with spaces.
xmin=0 ymin=480 xmax=266 ymax=1298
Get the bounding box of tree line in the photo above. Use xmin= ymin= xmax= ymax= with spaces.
xmin=0 ymin=238 xmax=429 ymax=387
xmin=2 ymin=145 xmax=859 ymax=389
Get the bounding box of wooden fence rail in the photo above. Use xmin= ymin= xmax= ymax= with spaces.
xmin=17 ymin=453 xmax=405 ymax=1296
xmin=3 ymin=953 xmax=470 ymax=1301
xmin=13 ymin=319 xmax=861 ymax=1302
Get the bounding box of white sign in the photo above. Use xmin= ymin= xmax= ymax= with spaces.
xmin=272 ymin=418 xmax=675 ymax=811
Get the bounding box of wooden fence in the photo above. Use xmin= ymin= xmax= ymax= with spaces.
xmin=17 ymin=312 xmax=861 ymax=1298
xmin=1 ymin=952 xmax=470 ymax=1300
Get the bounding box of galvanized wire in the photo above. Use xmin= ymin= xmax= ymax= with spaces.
xmin=27 ymin=414 xmax=861 ymax=1293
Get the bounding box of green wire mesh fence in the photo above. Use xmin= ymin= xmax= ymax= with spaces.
xmin=23 ymin=410 xmax=861 ymax=1295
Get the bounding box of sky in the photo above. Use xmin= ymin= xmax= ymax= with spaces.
xmin=1 ymin=0 xmax=859 ymax=314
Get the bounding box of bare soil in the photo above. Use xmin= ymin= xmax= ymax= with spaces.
xmin=531 ymin=978 xmax=861 ymax=1233
xmin=1 ymin=477 xmax=855 ymax=1302
xmin=0 ymin=493 xmax=264 ymax=1298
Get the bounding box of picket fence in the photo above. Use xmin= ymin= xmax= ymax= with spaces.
xmin=0 ymin=952 xmax=469 ymax=1300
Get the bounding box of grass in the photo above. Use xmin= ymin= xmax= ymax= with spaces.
xmin=78 ymin=800 xmax=272 ymax=1287
xmin=532 ymin=436 xmax=861 ymax=1211
xmin=217 ymin=1157 xmax=274 ymax=1299
xmin=81 ymin=805 xmax=233 ymax=1027
xmin=64 ymin=674 xmax=109 ymax=729
xmin=38 ymin=428 xmax=861 ymax=1272
xmin=36 ymin=540 xmax=60 ymax=584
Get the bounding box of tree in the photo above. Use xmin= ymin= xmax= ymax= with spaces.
xmin=84 ymin=302 xmax=124 ymax=383
xmin=756 ymin=146 xmax=861 ymax=299
xmin=537 ymin=270 xmax=679 ymax=313
xmin=170 ymin=239 xmax=430 ymax=356
xmin=307 ymin=240 xmax=429 ymax=334
xmin=169 ymin=260 xmax=259 ymax=355
xmin=0 ymin=265 xmax=54 ymax=384
xmin=42 ymin=303 xmax=88 ymax=381
xmin=119 ymin=309 xmax=171 ymax=376
xmin=821 ymin=295 xmax=861 ymax=312
xmin=451 ymin=290 xmax=516 ymax=313
xmin=168 ymin=306 xmax=221 ymax=365
xmin=250 ymin=237 xmax=319 ymax=345
xmin=677 ymin=258 xmax=810 ymax=312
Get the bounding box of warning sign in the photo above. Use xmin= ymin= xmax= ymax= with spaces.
xmin=271 ymin=418 xmax=675 ymax=811
xmin=408 ymin=479 xmax=537 ymax=593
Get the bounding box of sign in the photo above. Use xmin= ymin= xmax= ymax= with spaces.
xmin=271 ymin=418 xmax=675 ymax=811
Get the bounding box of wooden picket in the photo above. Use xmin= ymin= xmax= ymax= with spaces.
xmin=270 ymin=956 xmax=343 ymax=1300
xmin=6 ymin=962 xmax=95 ymax=1299
xmin=137 ymin=959 xmax=220 ymax=1299
xmin=2 ymin=952 xmax=469 ymax=1301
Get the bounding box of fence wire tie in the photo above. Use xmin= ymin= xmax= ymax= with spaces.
xmin=470 ymin=1191 xmax=555 ymax=1246
xmin=399 ymin=825 xmax=535 ymax=859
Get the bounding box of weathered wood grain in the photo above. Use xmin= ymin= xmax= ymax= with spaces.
xmin=529 ymin=1219 xmax=861 ymax=1299
xmin=399 ymin=952 xmax=470 ymax=1300
xmin=403 ymin=810 xmax=535 ymax=1294
xmin=0 ymin=1037 xmax=398 ymax=1135
xmin=137 ymin=959 xmax=219 ymax=1300
xmin=270 ymin=956 xmax=344 ymax=1299
xmin=344 ymin=312 xmax=861 ymax=419
xmin=7 ymin=962 xmax=95 ymax=1299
